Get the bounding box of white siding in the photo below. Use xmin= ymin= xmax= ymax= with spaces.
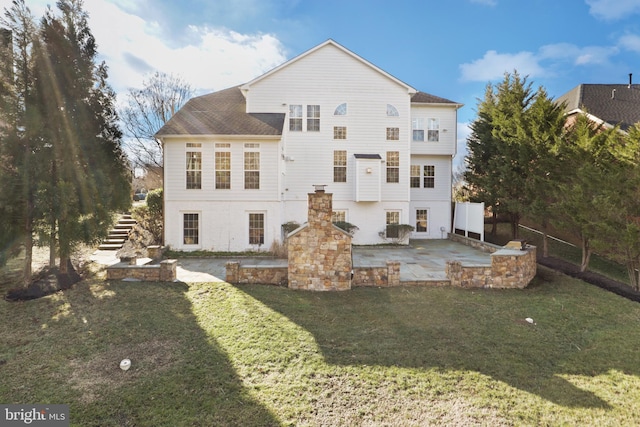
xmin=409 ymin=155 xmax=452 ymax=202
xmin=355 ymin=158 xmax=381 ymax=201
xmin=410 ymin=105 xmax=458 ymax=156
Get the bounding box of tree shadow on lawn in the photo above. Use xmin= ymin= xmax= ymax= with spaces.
xmin=238 ymin=270 xmax=640 ymax=410
xmin=0 ymin=279 xmax=280 ymax=426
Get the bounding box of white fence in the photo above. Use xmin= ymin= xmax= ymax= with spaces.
xmin=453 ymin=202 xmax=485 ymax=241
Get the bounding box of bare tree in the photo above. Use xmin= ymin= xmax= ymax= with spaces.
xmin=120 ymin=71 xmax=192 ymax=178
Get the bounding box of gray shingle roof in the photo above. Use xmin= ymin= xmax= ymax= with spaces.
xmin=155 ymin=85 xmax=284 ymax=137
xmin=557 ymin=84 xmax=640 ymax=131
xmin=411 ymin=91 xmax=460 ymax=105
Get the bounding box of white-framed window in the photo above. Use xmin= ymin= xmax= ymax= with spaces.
xmin=183 ymin=213 xmax=199 ymax=245
xmin=248 ymin=212 xmax=265 ymax=245
xmin=334 ymin=150 xmax=347 ymax=183
xmin=307 ymin=105 xmax=320 ymax=131
xmin=386 ymin=210 xmax=400 ymax=238
xmin=244 ymin=143 xmax=260 ymax=190
xmin=334 ymin=103 xmax=347 ymax=115
xmin=423 ymin=165 xmax=435 ymax=188
xmin=412 ymin=118 xmax=424 ymax=141
xmin=386 ymin=151 xmax=399 ymax=183
xmin=186 ymin=150 xmax=202 ymax=190
xmin=428 ymin=118 xmax=439 ymax=142
xmin=289 ymin=104 xmax=302 ymax=131
xmin=215 ymin=143 xmax=231 ymax=189
xmin=334 ymin=126 xmax=347 ymax=140
xmin=410 ymin=165 xmax=421 ymax=188
xmin=332 ymin=210 xmax=346 ymax=223
xmin=387 ymin=104 xmax=399 ymax=117
xmin=416 ymin=209 xmax=428 ymax=233
xmin=386 ymin=127 xmax=399 ymax=141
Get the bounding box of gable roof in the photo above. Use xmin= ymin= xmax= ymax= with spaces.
xmin=557 ymin=84 xmax=640 ymax=132
xmin=155 ymin=85 xmax=284 ymax=137
xmin=241 ymin=39 xmax=417 ymax=95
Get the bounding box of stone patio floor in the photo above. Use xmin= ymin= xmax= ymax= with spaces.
xmin=92 ymin=239 xmax=493 ymax=284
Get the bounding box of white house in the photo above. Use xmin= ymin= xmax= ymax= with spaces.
xmin=155 ymin=40 xmax=462 ymax=252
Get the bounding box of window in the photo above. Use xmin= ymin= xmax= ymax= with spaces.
xmin=386 ymin=127 xmax=399 ymax=141
xmin=183 ymin=213 xmax=199 ymax=245
xmin=386 ymin=151 xmax=399 ymax=183
xmin=428 ymin=118 xmax=439 ymax=142
xmin=334 ymin=103 xmax=347 ymax=115
xmin=215 ymin=143 xmax=231 ymax=189
xmin=410 ymin=165 xmax=421 ymax=188
xmin=412 ymin=118 xmax=424 ymax=141
xmin=332 ymin=210 xmax=346 ymax=223
xmin=244 ymin=145 xmax=260 ymax=189
xmin=289 ymin=104 xmax=302 ymax=131
xmin=249 ymin=213 xmax=264 ymax=245
xmin=334 ymin=126 xmax=347 ymax=140
xmin=387 ymin=104 xmax=399 ymax=116
xmin=334 ymin=150 xmax=347 ymax=182
xmin=307 ymin=105 xmax=320 ymax=131
xmin=423 ymin=165 xmax=435 ymax=188
xmin=186 ymin=151 xmax=202 ymax=189
xmin=416 ymin=209 xmax=428 ymax=233
xmin=386 ymin=211 xmax=400 ymax=238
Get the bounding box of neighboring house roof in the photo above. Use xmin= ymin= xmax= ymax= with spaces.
xmin=241 ymin=39 xmax=417 ymax=95
xmin=557 ymin=84 xmax=640 ymax=132
xmin=155 ymin=85 xmax=284 ymax=137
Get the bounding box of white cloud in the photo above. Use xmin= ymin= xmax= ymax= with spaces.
xmin=585 ymin=0 xmax=640 ymax=21
xmin=539 ymin=43 xmax=617 ymax=65
xmin=459 ymin=50 xmax=544 ymax=82
xmin=619 ymin=33 xmax=640 ymax=52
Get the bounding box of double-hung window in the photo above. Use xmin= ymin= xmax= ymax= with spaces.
xmin=215 ymin=143 xmax=231 ymax=189
xmin=416 ymin=210 xmax=428 ymax=233
xmin=386 ymin=127 xmax=399 ymax=141
xmin=289 ymin=105 xmax=302 ymax=131
xmin=386 ymin=211 xmax=400 ymax=238
xmin=183 ymin=213 xmax=199 ymax=245
xmin=334 ymin=150 xmax=347 ymax=183
xmin=423 ymin=165 xmax=435 ymax=188
xmin=249 ymin=213 xmax=265 ymax=245
xmin=334 ymin=126 xmax=347 ymax=140
xmin=386 ymin=151 xmax=399 ymax=183
xmin=410 ymin=165 xmax=421 ymax=188
xmin=186 ymin=145 xmax=202 ymax=189
xmin=428 ymin=118 xmax=439 ymax=142
xmin=307 ymin=105 xmax=320 ymax=131
xmin=412 ymin=118 xmax=424 ymax=141
xmin=244 ymin=144 xmax=260 ymax=190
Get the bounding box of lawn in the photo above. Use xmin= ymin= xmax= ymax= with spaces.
xmin=1 ymin=266 xmax=640 ymax=426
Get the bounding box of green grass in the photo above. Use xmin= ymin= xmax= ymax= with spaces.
xmin=486 ymin=223 xmax=631 ymax=284
xmin=1 ymin=267 xmax=640 ymax=426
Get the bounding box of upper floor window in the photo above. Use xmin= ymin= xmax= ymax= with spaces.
xmin=332 ymin=210 xmax=346 ymax=223
xmin=386 ymin=151 xmax=399 ymax=183
xmin=244 ymin=144 xmax=260 ymax=190
xmin=307 ymin=105 xmax=320 ymax=131
xmin=386 ymin=127 xmax=399 ymax=141
xmin=334 ymin=150 xmax=347 ymax=183
xmin=428 ymin=118 xmax=440 ymax=142
xmin=334 ymin=126 xmax=347 ymax=140
xmin=412 ymin=118 xmax=424 ymax=141
xmin=215 ymin=143 xmax=231 ymax=189
xmin=424 ymin=165 xmax=435 ymax=188
xmin=186 ymin=151 xmax=202 ymax=189
xmin=387 ymin=104 xmax=399 ymax=117
xmin=334 ymin=103 xmax=347 ymax=115
xmin=410 ymin=165 xmax=420 ymax=188
xmin=289 ymin=105 xmax=302 ymax=131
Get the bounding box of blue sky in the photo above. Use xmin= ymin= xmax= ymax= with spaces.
xmin=6 ymin=0 xmax=640 ymax=166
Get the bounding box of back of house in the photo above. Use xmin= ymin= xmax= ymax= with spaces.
xmin=155 ymin=40 xmax=462 ymax=252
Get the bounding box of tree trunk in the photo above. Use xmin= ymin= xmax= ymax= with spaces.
xmin=23 ymin=231 xmax=32 ymax=287
xmin=491 ymin=211 xmax=497 ymax=236
xmin=541 ymin=218 xmax=549 ymax=258
xmin=580 ymin=236 xmax=591 ymax=273
xmin=59 ymin=254 xmax=68 ymax=274
xmin=49 ymin=218 xmax=56 ymax=267
xmin=510 ymin=213 xmax=520 ymax=239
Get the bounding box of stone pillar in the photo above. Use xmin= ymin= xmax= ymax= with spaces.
xmin=148 ymin=245 xmax=163 ymax=261
xmin=308 ymin=190 xmax=333 ymax=228
xmin=445 ymin=260 xmax=463 ymax=287
xmin=386 ymin=261 xmax=400 ymax=286
xmin=226 ymin=261 xmax=239 ymax=284
xmin=159 ymin=259 xmax=177 ymax=281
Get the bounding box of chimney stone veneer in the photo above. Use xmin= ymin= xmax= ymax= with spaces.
xmin=287 ymin=191 xmax=352 ymax=291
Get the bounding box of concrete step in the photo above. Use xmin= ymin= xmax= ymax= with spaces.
xmin=114 ymin=223 xmax=134 ymax=230
xmin=103 ymin=238 xmax=126 ymax=244
xmin=98 ymin=243 xmax=124 ymax=250
xmin=119 ymin=219 xmax=137 ymax=225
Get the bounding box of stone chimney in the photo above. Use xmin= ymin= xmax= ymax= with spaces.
xmin=287 ymin=186 xmax=352 ymax=291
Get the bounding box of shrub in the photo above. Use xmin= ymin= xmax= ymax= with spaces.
xmin=333 ymin=221 xmax=359 ymax=236
xmin=379 ymin=224 xmax=415 ymax=244
xmin=131 ymin=205 xmax=163 ymax=244
xmin=146 ymin=188 xmax=163 ymax=216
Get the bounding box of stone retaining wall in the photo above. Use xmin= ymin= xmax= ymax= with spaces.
xmin=352 ymin=261 xmax=400 ymax=287
xmin=445 ymin=245 xmax=536 ymax=289
xmin=448 ymin=233 xmax=501 ymax=253
xmin=225 ymin=262 xmax=288 ymax=286
xmin=106 ymin=259 xmax=177 ymax=282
